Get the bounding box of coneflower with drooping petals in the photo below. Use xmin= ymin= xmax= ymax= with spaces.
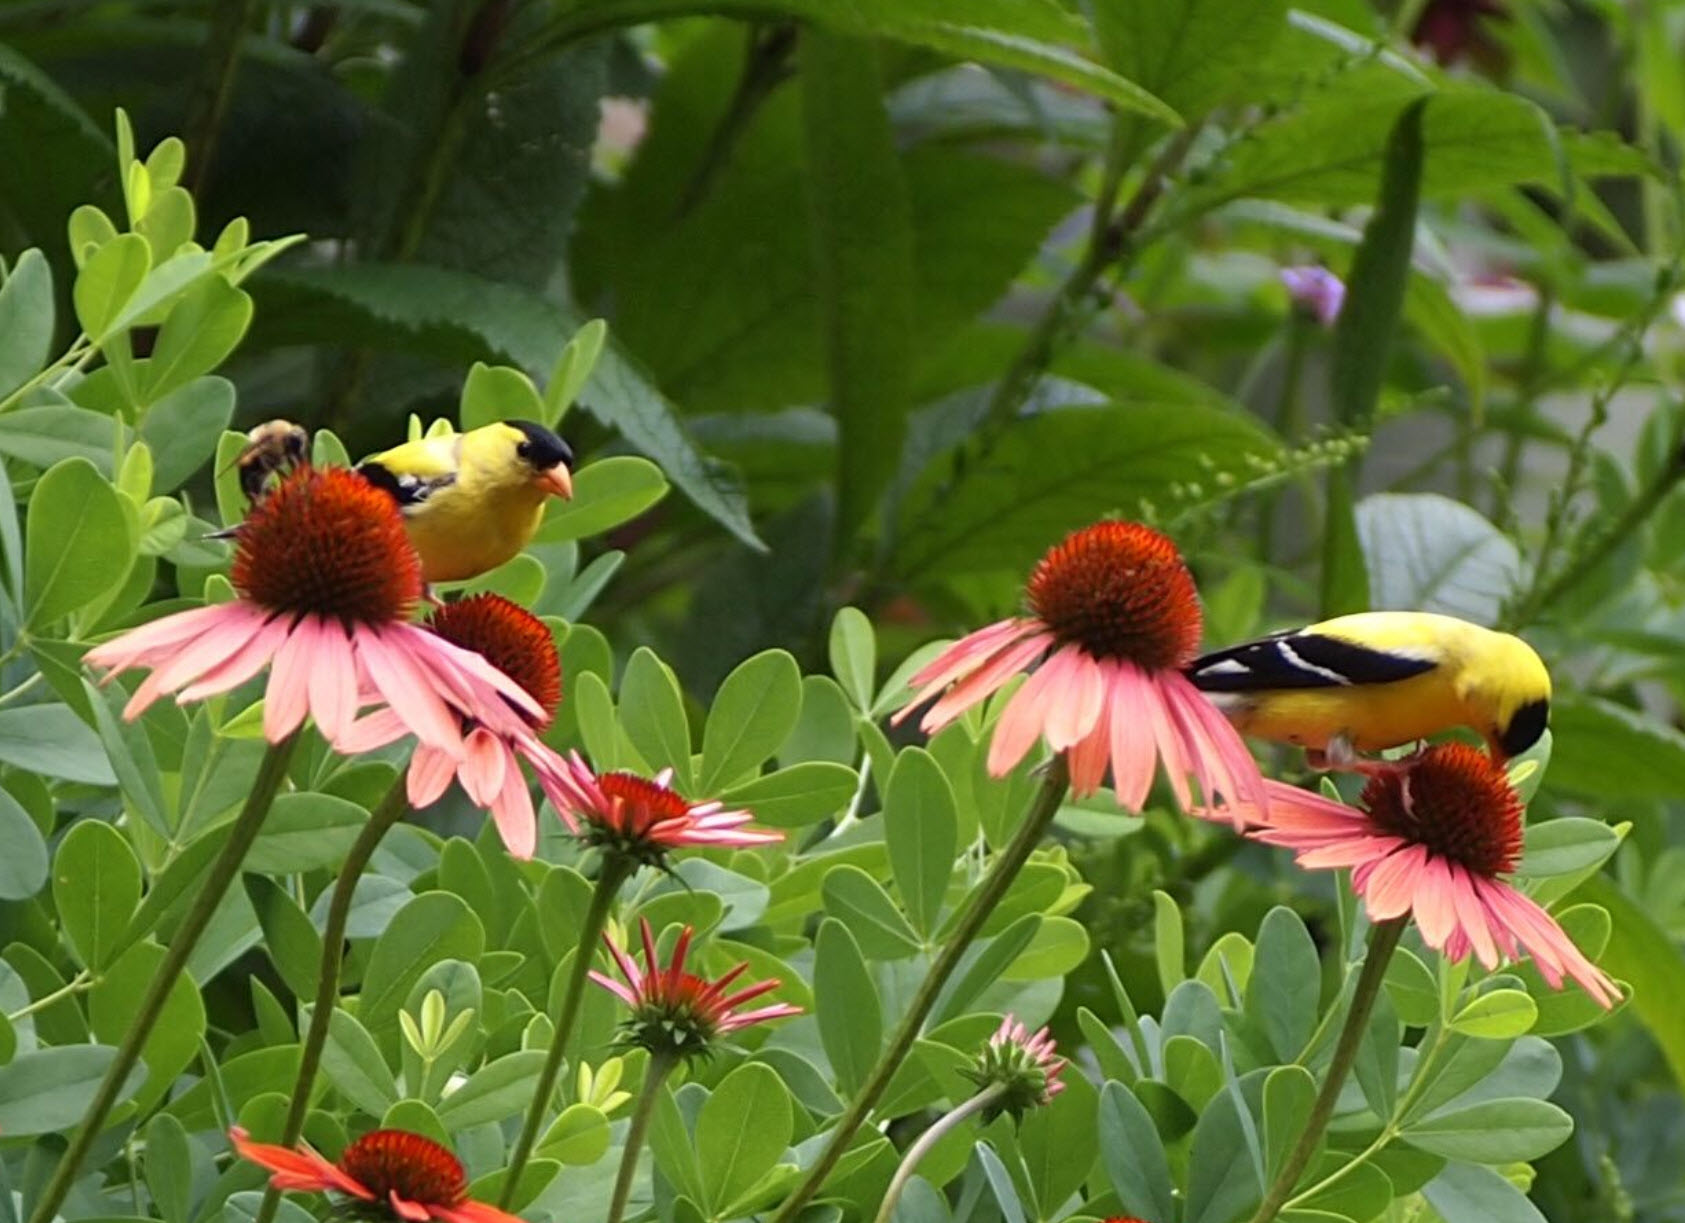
xmin=543 ymin=753 xmax=780 ymax=869
xmin=85 ymin=467 xmax=541 ymax=756
xmin=231 ymin=1127 xmax=520 ymax=1223
xmin=894 ymin=521 xmax=1265 ymax=822
xmin=592 ymin=918 xmax=800 ymax=1060
xmin=337 ymin=594 xmax=566 ymax=858
xmin=1241 ymin=743 xmax=1619 ymax=1007
xmin=967 ymin=1014 xmax=1068 ymax=1121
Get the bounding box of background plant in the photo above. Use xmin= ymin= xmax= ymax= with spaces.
xmin=0 ymin=0 xmax=1681 ymax=1220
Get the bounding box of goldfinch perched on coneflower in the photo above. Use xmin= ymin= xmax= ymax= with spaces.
xmin=355 ymin=419 xmax=574 ymax=584
xmin=1187 ymin=611 xmax=1550 ymax=770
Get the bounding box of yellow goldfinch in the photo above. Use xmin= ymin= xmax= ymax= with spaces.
xmin=1187 ymin=611 xmax=1550 ymax=768
xmin=356 ymin=419 xmax=575 ymax=584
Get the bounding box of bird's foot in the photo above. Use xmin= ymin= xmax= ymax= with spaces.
xmin=1306 ymin=736 xmax=1419 ymax=777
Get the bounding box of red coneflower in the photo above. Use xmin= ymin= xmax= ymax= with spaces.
xmin=895 ymin=521 xmax=1265 ymax=820
xmin=86 ymin=467 xmax=540 ymax=755
xmin=338 ymin=594 xmax=566 ymax=858
xmin=592 ymin=918 xmax=800 ymax=1059
xmin=231 ymin=1127 xmax=520 ymax=1223
xmin=544 ymin=754 xmax=780 ymax=866
xmin=1243 ymin=743 xmax=1619 ymax=1007
xmin=969 ymin=1014 xmax=1068 ymax=1120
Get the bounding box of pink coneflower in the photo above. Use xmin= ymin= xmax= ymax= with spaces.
xmin=544 ymin=754 xmax=780 ymax=867
xmin=592 ymin=918 xmax=800 ymax=1059
xmin=231 ymin=1127 xmax=520 ymax=1223
xmin=1280 ymin=265 xmax=1345 ymax=328
xmin=85 ymin=467 xmax=540 ymax=755
xmin=1246 ymin=743 xmax=1619 ymax=1007
xmin=338 ymin=594 xmax=565 ymax=858
xmin=895 ymin=521 xmax=1265 ymax=821
xmin=969 ymin=1015 xmax=1068 ymax=1120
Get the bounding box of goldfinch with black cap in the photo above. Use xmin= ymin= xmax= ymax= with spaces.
xmin=356 ymin=419 xmax=575 ymax=584
xmin=1187 ymin=611 xmax=1551 ymax=770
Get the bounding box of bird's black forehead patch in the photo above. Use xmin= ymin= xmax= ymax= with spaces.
xmin=509 ymin=419 xmax=574 ymax=470
xmin=1500 ymin=698 xmax=1550 ymax=757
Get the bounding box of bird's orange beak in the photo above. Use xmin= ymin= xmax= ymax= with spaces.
xmin=538 ymin=466 xmax=574 ymax=500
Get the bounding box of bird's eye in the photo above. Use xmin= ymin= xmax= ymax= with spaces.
xmin=516 ymin=440 xmax=533 ymax=461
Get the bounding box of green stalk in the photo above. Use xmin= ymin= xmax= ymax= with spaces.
xmin=605 ymin=1050 xmax=679 ymax=1223
xmin=769 ymin=757 xmax=1071 ymax=1223
xmin=499 ymin=856 xmax=635 ymax=1207
xmin=253 ymin=776 xmax=411 ymax=1223
xmin=29 ymin=733 xmax=300 ymax=1223
xmin=1243 ymin=916 xmax=1407 ymax=1223
xmin=873 ymin=1084 xmax=1006 ymax=1223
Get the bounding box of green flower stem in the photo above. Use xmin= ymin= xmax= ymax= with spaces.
xmin=28 ymin=732 xmax=300 ymax=1223
xmin=769 ymin=756 xmax=1072 ymax=1223
xmin=872 ymin=1083 xmax=1006 ymax=1223
xmin=253 ymin=775 xmax=412 ymax=1223
xmin=499 ymin=855 xmax=635 ymax=1208
xmin=1243 ymin=916 xmax=1407 ymax=1223
xmin=605 ymin=1049 xmax=679 ymax=1223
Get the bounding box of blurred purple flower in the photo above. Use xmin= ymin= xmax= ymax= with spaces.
xmin=1280 ymin=266 xmax=1345 ymax=328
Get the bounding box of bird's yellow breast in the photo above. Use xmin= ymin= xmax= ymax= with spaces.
xmin=404 ymin=491 xmax=545 ymax=584
xmin=1225 ymin=671 xmax=1473 ymax=754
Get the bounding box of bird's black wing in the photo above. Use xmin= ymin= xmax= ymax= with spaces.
xmin=1187 ymin=631 xmax=1438 ymax=692
xmin=355 ymin=461 xmax=455 ymax=510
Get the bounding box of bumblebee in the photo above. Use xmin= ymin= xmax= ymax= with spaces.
xmin=231 ymin=420 xmax=310 ymax=504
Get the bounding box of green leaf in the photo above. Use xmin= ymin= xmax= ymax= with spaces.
xmin=54 ymin=820 xmax=142 ymax=969
xmin=820 ymin=865 xmax=922 ymax=959
xmin=1352 ymin=984 xmax=1400 ymax=1120
xmin=1355 ymin=493 xmax=1523 ymax=626
xmin=1245 ymin=907 xmax=1320 ymax=1062
xmin=1185 ymin=1074 xmax=1265 ymax=1223
xmin=321 ymin=1009 xmax=400 ymax=1118
xmin=618 ymin=647 xmax=694 ymax=789
xmin=0 ymin=250 xmax=53 ymax=402
xmin=144 ymin=1114 xmax=194 ymax=1223
xmin=535 ymin=456 xmax=668 ymax=544
xmin=435 ymin=1050 xmax=547 ymax=1130
xmin=545 ymin=319 xmax=607 ymax=424
xmin=0 ymin=1045 xmax=142 ymax=1135
xmin=359 ymin=893 xmax=486 ymax=1042
xmin=537 ymin=1102 xmax=612 ymax=1165
xmin=1402 ymin=1097 xmax=1574 ymax=1163
xmin=0 ymin=785 xmax=47 ymax=900
xmin=1153 ymin=890 xmax=1185 ymax=996
xmin=1547 ymin=695 xmax=1685 ymax=800
xmin=1451 ymin=990 xmax=1539 ymax=1039
xmin=892 ymin=402 xmax=1279 ymax=580
xmin=935 ymin=913 xmax=1040 ymax=1024
xmin=697 ymin=1062 xmax=794 ymax=1212
xmin=883 ymin=748 xmax=958 ymax=937
xmin=244 ymin=876 xmax=323 ymax=1000
xmin=0 ymin=703 xmax=115 ymax=784
xmin=143 ymin=277 xmax=253 ymax=402
xmin=74 ymin=232 xmax=151 ymax=340
xmin=1331 ymin=94 xmax=1423 ymax=428
xmin=460 ymin=362 xmax=546 ymax=433
xmin=828 ymin=607 xmax=876 ymax=711
xmin=1263 ymin=1066 xmax=1316 ymax=1182
xmin=1090 ymin=0 xmax=1287 ymax=117
xmin=246 ymin=794 xmax=368 ymax=875
xmin=1420 ymin=1162 xmax=1547 ymax=1223
xmin=814 ymin=918 xmax=881 ymax=1093
xmin=721 ymin=761 xmax=857 ymax=828
xmin=88 ymin=940 xmax=205 ymax=1113
xmin=700 ymin=649 xmax=801 ymax=791
xmin=1577 ymin=876 xmax=1678 ymax=1083
xmin=139 ymin=377 xmax=236 ymax=492
xmin=800 ymin=31 xmax=915 ymax=542
xmin=25 ymin=457 xmax=134 ymax=627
